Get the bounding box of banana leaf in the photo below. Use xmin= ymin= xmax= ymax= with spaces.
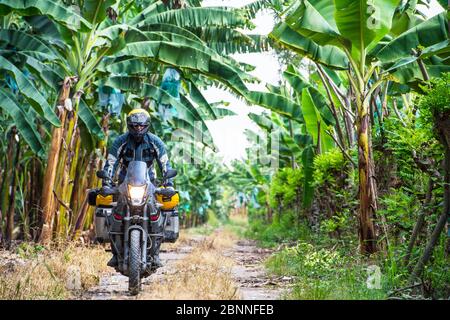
xmin=0 ymin=88 xmax=45 ymax=157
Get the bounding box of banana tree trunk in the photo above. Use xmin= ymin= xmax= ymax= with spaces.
xmin=1 ymin=131 xmax=14 ymax=235
xmin=266 ymin=202 xmax=273 ymax=223
xmin=357 ymin=105 xmax=378 ymax=254
xmin=6 ymin=178 xmax=16 ymax=245
xmin=6 ymin=130 xmax=19 ymax=245
xmin=71 ymin=153 xmax=93 ymax=239
xmin=30 ymin=158 xmax=42 ymax=241
xmin=295 ymin=189 xmax=301 ymax=225
xmin=39 ymin=78 xmax=72 ymax=243
xmin=0 ymin=197 xmax=2 ymax=244
xmin=192 ymin=213 xmax=196 ymax=227
xmin=71 ymin=153 xmax=99 ymax=238
xmin=22 ymin=161 xmax=31 ymax=241
xmin=39 ymin=110 xmax=67 ymax=243
xmin=72 ymin=112 xmax=110 ymax=238
xmin=66 ymin=128 xmax=82 ymax=234
xmin=1 ymin=129 xmax=16 ymax=245
xmin=69 ymin=149 xmax=88 ymax=226
xmin=55 ymin=115 xmax=80 ymax=238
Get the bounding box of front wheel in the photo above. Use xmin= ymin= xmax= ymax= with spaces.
xmin=129 ymin=229 xmax=141 ymax=295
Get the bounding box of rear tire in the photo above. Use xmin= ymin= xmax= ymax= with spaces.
xmin=129 ymin=230 xmax=141 ymax=295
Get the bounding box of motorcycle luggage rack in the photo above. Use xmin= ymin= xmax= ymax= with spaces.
xmin=148 ymin=232 xmax=164 ymax=237
xmin=109 ymin=231 xmax=124 ymax=235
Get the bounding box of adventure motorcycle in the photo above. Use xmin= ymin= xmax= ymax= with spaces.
xmin=88 ymin=160 xmax=179 ymax=295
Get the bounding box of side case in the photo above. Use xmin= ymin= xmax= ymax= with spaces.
xmin=163 ymin=210 xmax=179 ymax=243
xmin=95 ymin=208 xmax=113 ymax=243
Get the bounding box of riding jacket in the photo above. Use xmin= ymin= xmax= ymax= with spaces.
xmin=103 ymin=132 xmax=173 ymax=186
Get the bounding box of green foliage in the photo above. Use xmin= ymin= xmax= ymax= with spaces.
xmin=223 ymin=213 xmax=248 ymax=238
xmin=269 ymin=167 xmax=303 ymax=208
xmin=285 ymin=168 xmax=303 ymax=203
xmin=16 ymin=242 xmax=46 ymax=259
xmin=421 ymin=236 xmax=450 ymax=298
xmin=313 ymin=148 xmax=346 ymax=186
xmin=246 ymin=210 xmax=311 ymax=247
xmin=312 ymin=148 xmax=356 ymax=235
xmin=419 ymin=72 xmax=450 ymax=114
xmin=301 ymin=87 xmax=335 ymax=152
xmin=267 ymin=241 xmax=345 ymax=276
xmin=378 ymin=188 xmax=420 ymax=230
xmin=371 ymin=84 xmax=449 ymax=298
xmin=418 ymin=72 xmax=450 ymax=138
xmin=320 ymin=212 xmax=348 ymax=234
xmin=266 ymin=240 xmax=388 ymax=300
xmin=270 ymin=22 xmax=349 ymax=70
xmin=383 ymin=112 xmax=442 ymax=185
xmin=205 ymin=209 xmax=220 ymax=229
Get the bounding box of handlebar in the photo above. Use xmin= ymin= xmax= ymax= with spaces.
xmin=100 ymin=185 xmax=119 ymax=196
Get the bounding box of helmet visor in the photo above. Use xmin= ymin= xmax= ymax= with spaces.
xmin=130 ymin=124 xmax=148 ymax=133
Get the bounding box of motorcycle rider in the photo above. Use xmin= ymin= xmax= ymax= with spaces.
xmin=102 ymin=108 xmax=174 ymax=269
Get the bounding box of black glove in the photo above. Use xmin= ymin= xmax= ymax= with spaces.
xmin=101 ymin=175 xmax=113 ymax=187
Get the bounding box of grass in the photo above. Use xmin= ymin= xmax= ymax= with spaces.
xmin=245 ymin=214 xmax=312 ymax=248
xmin=223 ymin=211 xmax=248 ymax=238
xmin=244 ymin=212 xmax=394 ymax=300
xmin=181 ymin=210 xmax=223 ymax=236
xmin=264 ymin=241 xmax=389 ymax=300
xmin=181 ymin=210 xmax=247 ymax=239
xmin=0 ymin=242 xmax=110 ymax=300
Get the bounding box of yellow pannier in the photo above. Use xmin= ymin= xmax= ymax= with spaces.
xmin=96 ymin=194 xmax=114 ymax=207
xmin=156 ymin=188 xmax=179 ymax=210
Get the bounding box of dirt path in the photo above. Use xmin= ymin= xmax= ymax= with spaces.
xmin=80 ymin=236 xmax=202 ymax=300
xmin=80 ymin=229 xmax=291 ymax=300
xmin=225 ymin=239 xmax=292 ymax=300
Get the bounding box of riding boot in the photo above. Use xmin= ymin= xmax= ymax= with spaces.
xmin=107 ymin=239 xmax=118 ymax=267
xmin=151 ymin=237 xmax=163 ymax=269
xmin=107 ymin=254 xmax=118 ymax=267
xmin=107 ymin=234 xmax=121 ymax=268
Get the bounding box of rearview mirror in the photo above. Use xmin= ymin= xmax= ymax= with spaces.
xmin=164 ymin=169 xmax=177 ymax=180
xmin=96 ymin=170 xmax=109 ymax=179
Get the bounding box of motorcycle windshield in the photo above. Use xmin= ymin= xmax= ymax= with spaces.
xmin=125 ymin=161 xmax=148 ymax=186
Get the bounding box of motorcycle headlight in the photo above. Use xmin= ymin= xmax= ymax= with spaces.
xmin=128 ymin=185 xmax=146 ymax=205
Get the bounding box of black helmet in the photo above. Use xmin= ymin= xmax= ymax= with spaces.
xmin=127 ymin=109 xmax=150 ymax=139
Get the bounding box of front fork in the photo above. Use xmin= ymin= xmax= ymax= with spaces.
xmin=122 ymin=204 xmax=150 ymax=274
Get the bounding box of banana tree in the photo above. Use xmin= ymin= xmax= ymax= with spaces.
xmin=226 ymin=155 xmax=274 ymax=221
xmin=173 ymin=146 xmax=229 ymax=227
xmin=270 ymin=0 xmax=438 ymax=254
xmin=247 ymin=111 xmax=316 ymax=210
xmin=245 ymin=59 xmax=345 ymax=210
